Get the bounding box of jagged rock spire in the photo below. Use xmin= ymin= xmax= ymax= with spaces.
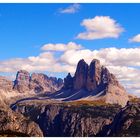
xmin=73 ymin=59 xmax=88 ymax=90
xmin=62 ymin=58 xmax=129 ymax=106
xmin=63 ymin=58 xmax=123 ymax=91
xmin=13 ymin=70 xmax=30 ymax=93
xmin=64 ymin=73 xmax=73 ymax=89
xmin=86 ymin=59 xmax=102 ymax=91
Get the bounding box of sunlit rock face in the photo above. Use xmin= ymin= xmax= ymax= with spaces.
xmin=72 ymin=59 xmax=123 ymax=92
xmin=86 ymin=59 xmax=102 ymax=91
xmin=0 ymin=99 xmax=43 ymax=137
xmin=13 ymin=70 xmax=30 ymax=93
xmin=0 ymin=76 xmax=13 ymax=92
xmin=30 ymin=73 xmax=63 ymax=93
xmin=13 ymin=70 xmax=63 ymax=94
xmin=73 ymin=59 xmax=88 ymax=90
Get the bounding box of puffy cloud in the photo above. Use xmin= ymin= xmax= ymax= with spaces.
xmin=60 ymin=47 xmax=140 ymax=96
xmin=129 ymin=34 xmax=140 ymax=42
xmin=0 ymin=42 xmax=140 ymax=96
xmin=0 ymin=51 xmax=75 ymax=74
xmin=0 ymin=52 xmax=52 ymax=73
xmin=41 ymin=42 xmax=82 ymax=52
xmin=0 ymin=58 xmax=30 ymax=73
xmin=60 ymin=49 xmax=96 ymax=66
xmin=101 ymin=65 xmax=140 ymax=96
xmin=59 ymin=4 xmax=80 ymax=14
xmin=76 ymin=16 xmax=124 ymax=40
xmin=93 ymin=47 xmax=140 ymax=67
xmin=60 ymin=47 xmax=140 ymax=67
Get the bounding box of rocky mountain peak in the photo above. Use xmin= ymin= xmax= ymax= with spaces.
xmin=69 ymin=58 xmax=123 ymax=91
xmin=86 ymin=59 xmax=102 ymax=91
xmin=57 ymin=78 xmax=63 ymax=87
xmin=73 ymin=59 xmax=103 ymax=91
xmin=91 ymin=58 xmax=100 ymax=64
xmin=16 ymin=70 xmax=30 ymax=82
xmin=64 ymin=73 xmax=73 ymax=89
xmin=13 ymin=70 xmax=63 ymax=94
xmin=61 ymin=58 xmax=129 ymax=106
xmin=13 ymin=70 xmax=30 ymax=93
xmin=73 ymin=59 xmax=88 ymax=90
xmin=101 ymin=66 xmax=122 ymax=88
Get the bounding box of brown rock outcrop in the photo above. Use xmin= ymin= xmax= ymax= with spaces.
xmin=30 ymin=73 xmax=63 ymax=93
xmin=73 ymin=59 xmax=88 ymax=90
xmin=64 ymin=73 xmax=73 ymax=89
xmin=0 ymin=100 xmax=43 ymax=137
xmin=86 ymin=59 xmax=102 ymax=91
xmin=0 ymin=76 xmax=13 ymax=92
xmin=13 ymin=70 xmax=30 ymax=93
xmin=65 ymin=59 xmax=124 ymax=92
xmin=13 ymin=70 xmax=63 ymax=94
xmin=13 ymin=102 xmax=121 ymax=137
xmin=97 ymin=100 xmax=140 ymax=137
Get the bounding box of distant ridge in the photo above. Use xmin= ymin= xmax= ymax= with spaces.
xmin=13 ymin=70 xmax=63 ymax=94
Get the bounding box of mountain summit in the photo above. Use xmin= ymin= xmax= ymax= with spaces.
xmin=64 ymin=59 xmax=123 ymax=91
xmin=13 ymin=70 xmax=63 ymax=94
xmin=51 ymin=59 xmax=129 ymax=106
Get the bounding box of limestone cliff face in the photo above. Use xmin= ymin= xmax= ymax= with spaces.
xmin=97 ymin=100 xmax=140 ymax=137
xmin=0 ymin=100 xmax=43 ymax=137
xmin=13 ymin=102 xmax=121 ymax=137
xmin=0 ymin=76 xmax=20 ymax=99
xmin=30 ymin=73 xmax=63 ymax=93
xmin=63 ymin=59 xmax=124 ymax=92
xmin=10 ymin=96 xmax=140 ymax=137
xmin=64 ymin=73 xmax=73 ymax=89
xmin=13 ymin=70 xmax=30 ymax=93
xmin=0 ymin=76 xmax=13 ymax=92
xmin=11 ymin=98 xmax=140 ymax=137
xmin=73 ymin=59 xmax=88 ymax=90
xmin=68 ymin=59 xmax=124 ymax=92
xmin=86 ymin=59 xmax=102 ymax=91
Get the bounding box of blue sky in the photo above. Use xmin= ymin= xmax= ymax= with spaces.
xmin=0 ymin=3 xmax=140 ymax=95
xmin=0 ymin=3 xmax=140 ymax=60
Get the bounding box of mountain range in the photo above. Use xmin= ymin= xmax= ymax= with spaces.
xmin=49 ymin=59 xmax=129 ymax=106
xmin=0 ymin=59 xmax=130 ymax=106
xmin=0 ymin=58 xmax=139 ymax=137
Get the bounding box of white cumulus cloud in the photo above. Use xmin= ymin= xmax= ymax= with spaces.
xmin=59 ymin=46 xmax=140 ymax=96
xmin=59 ymin=4 xmax=80 ymax=14
xmin=60 ymin=47 xmax=140 ymax=67
xmin=0 ymin=42 xmax=140 ymax=96
xmin=76 ymin=16 xmax=124 ymax=40
xmin=41 ymin=42 xmax=82 ymax=52
xmin=129 ymin=34 xmax=140 ymax=42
